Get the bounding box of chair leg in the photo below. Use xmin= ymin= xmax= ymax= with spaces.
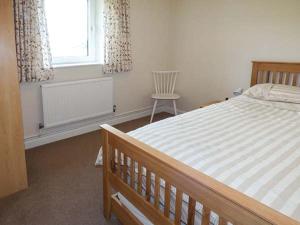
xmin=150 ymin=100 xmax=158 ymax=123
xmin=173 ymin=100 xmax=177 ymax=116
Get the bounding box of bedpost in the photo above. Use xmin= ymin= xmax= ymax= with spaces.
xmin=102 ymin=128 xmax=112 ymax=219
xmin=251 ymin=61 xmax=259 ymax=86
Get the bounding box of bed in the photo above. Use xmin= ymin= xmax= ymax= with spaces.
xmin=99 ymin=61 xmax=300 ymax=225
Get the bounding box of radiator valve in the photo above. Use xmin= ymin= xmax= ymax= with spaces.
xmin=39 ymin=123 xmax=44 ymax=129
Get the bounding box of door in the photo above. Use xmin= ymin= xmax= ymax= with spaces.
xmin=0 ymin=0 xmax=28 ymax=198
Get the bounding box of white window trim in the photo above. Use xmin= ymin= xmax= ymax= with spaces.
xmin=53 ymin=62 xmax=101 ymax=69
xmin=51 ymin=0 xmax=98 ymax=66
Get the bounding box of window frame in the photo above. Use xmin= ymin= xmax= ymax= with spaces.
xmin=48 ymin=0 xmax=97 ymax=66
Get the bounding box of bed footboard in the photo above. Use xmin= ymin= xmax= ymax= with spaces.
xmin=101 ymin=124 xmax=298 ymax=225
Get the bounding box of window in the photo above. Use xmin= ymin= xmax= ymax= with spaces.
xmin=45 ymin=0 xmax=102 ymax=65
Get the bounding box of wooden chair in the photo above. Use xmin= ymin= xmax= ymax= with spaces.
xmin=150 ymin=71 xmax=180 ymax=123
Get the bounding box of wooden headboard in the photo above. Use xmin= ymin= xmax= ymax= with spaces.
xmin=251 ymin=61 xmax=300 ymax=87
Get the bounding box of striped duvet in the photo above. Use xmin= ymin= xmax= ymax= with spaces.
xmin=123 ymin=95 xmax=300 ymax=223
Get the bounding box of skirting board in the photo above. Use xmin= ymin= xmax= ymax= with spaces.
xmin=24 ymin=105 xmax=185 ymax=150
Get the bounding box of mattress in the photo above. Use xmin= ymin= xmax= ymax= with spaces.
xmin=99 ymin=95 xmax=300 ymax=224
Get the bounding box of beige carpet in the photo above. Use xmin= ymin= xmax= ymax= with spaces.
xmin=0 ymin=113 xmax=172 ymax=225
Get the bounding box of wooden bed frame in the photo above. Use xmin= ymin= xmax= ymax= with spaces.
xmin=100 ymin=61 xmax=300 ymax=225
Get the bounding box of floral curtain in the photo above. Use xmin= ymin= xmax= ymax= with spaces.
xmin=14 ymin=0 xmax=54 ymax=83
xmin=103 ymin=0 xmax=133 ymax=74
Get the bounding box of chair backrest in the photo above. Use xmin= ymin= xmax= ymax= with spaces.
xmin=152 ymin=71 xmax=179 ymax=95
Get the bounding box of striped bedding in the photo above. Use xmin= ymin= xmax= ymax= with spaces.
xmin=99 ymin=95 xmax=300 ymax=223
xmin=269 ymin=84 xmax=300 ymax=104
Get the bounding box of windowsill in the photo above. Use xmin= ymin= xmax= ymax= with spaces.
xmin=53 ymin=62 xmax=103 ymax=69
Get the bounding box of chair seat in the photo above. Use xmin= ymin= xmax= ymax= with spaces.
xmin=151 ymin=93 xmax=180 ymax=100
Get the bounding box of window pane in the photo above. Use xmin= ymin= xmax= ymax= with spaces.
xmin=45 ymin=0 xmax=88 ymax=60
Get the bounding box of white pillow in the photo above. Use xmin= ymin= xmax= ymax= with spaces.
xmin=243 ymin=83 xmax=300 ymax=104
xmin=243 ymin=84 xmax=272 ymax=99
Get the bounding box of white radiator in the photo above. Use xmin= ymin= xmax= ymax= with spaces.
xmin=41 ymin=77 xmax=113 ymax=128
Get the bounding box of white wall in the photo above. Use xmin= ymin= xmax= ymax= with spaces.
xmin=21 ymin=0 xmax=172 ymax=139
xmin=170 ymin=0 xmax=300 ymax=111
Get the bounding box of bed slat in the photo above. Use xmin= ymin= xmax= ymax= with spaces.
xmin=130 ymin=159 xmax=135 ymax=188
xmin=175 ymin=189 xmax=183 ymax=225
xmin=164 ymin=182 xmax=171 ymax=217
xmin=123 ymin=154 xmax=128 ymax=183
xmin=138 ymin=163 xmax=143 ymax=194
xmin=146 ymin=169 xmax=151 ymax=201
xmin=202 ymin=206 xmax=211 ymax=225
xmin=270 ymin=72 xmax=274 ymax=83
xmin=117 ymin=150 xmax=122 ymax=178
xmin=187 ymin=197 xmax=196 ymax=225
xmin=292 ymin=73 xmax=297 ymax=86
xmin=154 ymin=175 xmax=160 ymax=209
xmin=286 ymin=73 xmax=290 ymax=85
xmin=278 ymin=72 xmax=283 ymax=84
xmin=219 ymin=217 xmax=227 ymax=225
xmin=111 ymin=148 xmax=116 ymax=172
